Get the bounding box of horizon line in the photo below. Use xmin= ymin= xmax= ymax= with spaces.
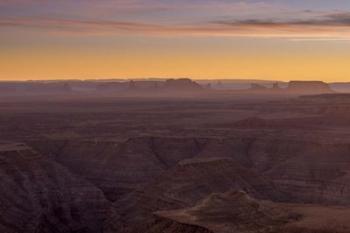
xmin=0 ymin=78 xmax=349 ymax=84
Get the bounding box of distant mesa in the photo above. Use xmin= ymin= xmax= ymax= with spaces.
xmin=287 ymin=81 xmax=333 ymax=94
xmin=96 ymin=78 xmax=204 ymax=94
xmin=0 ymin=78 xmax=338 ymax=96
xmin=272 ymin=82 xmax=281 ymax=90
xmin=164 ymin=78 xmax=203 ymax=91
xmin=248 ymin=80 xmax=334 ymax=95
xmin=250 ymin=83 xmax=268 ymax=91
xmin=0 ymin=81 xmax=72 ymax=94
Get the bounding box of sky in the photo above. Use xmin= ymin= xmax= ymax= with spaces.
xmin=1 ymin=0 xmax=350 ymax=81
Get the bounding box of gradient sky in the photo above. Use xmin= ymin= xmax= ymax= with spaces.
xmin=1 ymin=0 xmax=350 ymax=81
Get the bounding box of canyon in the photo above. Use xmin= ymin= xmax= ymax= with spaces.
xmin=1 ymin=81 xmax=350 ymax=232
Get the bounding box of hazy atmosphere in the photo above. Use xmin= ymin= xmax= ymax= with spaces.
xmin=1 ymin=0 xmax=350 ymax=81
xmin=2 ymin=2 xmax=350 ymax=233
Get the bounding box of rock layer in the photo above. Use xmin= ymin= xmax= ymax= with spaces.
xmin=0 ymin=142 xmax=109 ymax=233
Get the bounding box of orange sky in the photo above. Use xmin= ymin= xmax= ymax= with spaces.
xmin=1 ymin=36 xmax=350 ymax=82
xmin=1 ymin=0 xmax=350 ymax=81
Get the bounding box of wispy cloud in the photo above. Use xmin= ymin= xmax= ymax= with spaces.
xmin=0 ymin=0 xmax=350 ymax=39
xmin=1 ymin=12 xmax=350 ymax=39
xmin=213 ymin=12 xmax=350 ymax=27
xmin=0 ymin=17 xmax=163 ymax=33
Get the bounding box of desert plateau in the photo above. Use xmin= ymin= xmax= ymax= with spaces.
xmin=1 ymin=79 xmax=350 ymax=232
